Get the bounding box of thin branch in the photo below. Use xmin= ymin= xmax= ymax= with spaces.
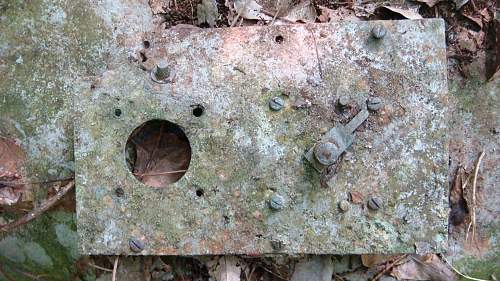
xmin=440 ymin=255 xmax=489 ymax=281
xmin=0 ymin=181 xmax=74 ymax=233
xmin=88 ymin=263 xmax=113 ymax=273
xmin=112 ymin=256 xmax=119 ymax=281
xmin=466 ymin=150 xmax=485 ymax=244
xmin=0 ymin=177 xmax=74 ymax=187
xmin=133 ymin=170 xmax=187 ymax=177
xmin=371 ymin=254 xmax=408 ymax=281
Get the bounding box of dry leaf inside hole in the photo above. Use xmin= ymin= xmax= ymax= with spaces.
xmin=125 ymin=119 xmax=191 ymax=188
xmin=349 ymin=191 xmax=364 ymax=204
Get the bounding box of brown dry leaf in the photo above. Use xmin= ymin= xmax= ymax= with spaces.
xmin=349 ymin=191 xmax=364 ymax=204
xmin=197 ymin=0 xmax=219 ymax=27
xmin=479 ymin=8 xmax=491 ymax=22
xmin=391 ymin=255 xmax=457 ymax=281
xmin=317 ymin=6 xmax=360 ymax=22
xmin=0 ymin=137 xmax=25 ymax=205
xmin=361 ymin=255 xmax=397 ymax=268
xmin=414 ymin=0 xmax=441 ymax=7
xmin=282 ymin=0 xmax=317 ymax=23
xmin=455 ymin=0 xmax=470 ymax=10
xmin=381 ymin=6 xmax=423 ymax=19
xmin=462 ymin=13 xmax=483 ymax=28
xmin=234 ymin=0 xmax=271 ymax=20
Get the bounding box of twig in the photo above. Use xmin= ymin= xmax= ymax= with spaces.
xmin=0 ymin=177 xmax=74 ymax=187
xmin=133 ymin=170 xmax=187 ymax=176
xmin=308 ymin=28 xmax=323 ymax=79
xmin=88 ymin=263 xmax=113 ymax=273
xmin=0 ymin=181 xmax=74 ymax=233
xmin=371 ymin=254 xmax=409 ymax=281
xmin=466 ymin=150 xmax=485 ymax=244
xmin=440 ymin=255 xmax=489 ymax=281
xmin=112 ymin=256 xmax=119 ymax=281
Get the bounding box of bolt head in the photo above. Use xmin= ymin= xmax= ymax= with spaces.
xmin=269 ymin=194 xmax=284 ymax=210
xmin=129 ymin=238 xmax=145 ymax=253
xmin=314 ymin=142 xmax=340 ymax=166
xmin=371 ymin=24 xmax=387 ymax=39
xmin=339 ymin=200 xmax=350 ymax=212
xmin=338 ymin=96 xmax=350 ymax=107
xmin=151 ymin=60 xmax=171 ymax=83
xmin=367 ymin=97 xmax=383 ymax=111
xmin=270 ymin=239 xmax=284 ymax=250
xmin=269 ymin=96 xmax=285 ymax=111
xmin=367 ymin=197 xmax=382 ymax=210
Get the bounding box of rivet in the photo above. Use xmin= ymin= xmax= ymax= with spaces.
xmin=371 ymin=24 xmax=387 ymax=39
xmin=269 ymin=194 xmax=284 ymax=210
xmin=314 ymin=142 xmax=339 ymax=166
xmin=338 ymin=200 xmax=350 ymax=212
xmin=367 ymin=97 xmax=383 ymax=111
xmin=367 ymin=197 xmax=382 ymax=210
xmin=129 ymin=238 xmax=145 ymax=253
xmin=269 ymin=96 xmax=285 ymax=111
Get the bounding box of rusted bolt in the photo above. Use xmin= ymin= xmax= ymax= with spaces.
xmin=367 ymin=197 xmax=382 ymax=210
xmin=129 ymin=238 xmax=145 ymax=253
xmin=337 ymin=96 xmax=350 ymax=108
xmin=367 ymin=97 xmax=383 ymax=111
xmin=314 ymin=142 xmax=339 ymax=166
xmin=269 ymin=96 xmax=285 ymax=111
xmin=269 ymin=194 xmax=284 ymax=210
xmin=150 ymin=60 xmax=171 ymax=83
xmin=371 ymin=24 xmax=387 ymax=39
xmin=339 ymin=200 xmax=350 ymax=212
xmin=270 ymin=239 xmax=284 ymax=250
xmin=115 ymin=187 xmax=125 ymax=197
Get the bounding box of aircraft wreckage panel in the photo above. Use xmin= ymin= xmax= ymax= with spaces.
xmin=75 ymin=20 xmax=449 ymax=255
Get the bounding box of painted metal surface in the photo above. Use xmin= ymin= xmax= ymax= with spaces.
xmin=75 ymin=20 xmax=449 ymax=255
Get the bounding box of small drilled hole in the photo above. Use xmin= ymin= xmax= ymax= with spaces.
xmin=143 ymin=40 xmax=150 ymax=49
xmin=114 ymin=108 xmax=122 ymax=117
xmin=196 ymin=188 xmax=204 ymax=197
xmin=192 ymin=105 xmax=204 ymax=117
xmin=275 ymin=35 xmax=284 ymax=44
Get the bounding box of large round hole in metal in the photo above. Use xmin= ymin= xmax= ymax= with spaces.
xmin=125 ymin=119 xmax=191 ymax=187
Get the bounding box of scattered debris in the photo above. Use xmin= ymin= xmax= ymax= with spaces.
xmin=207 ymin=256 xmax=242 ymax=281
xmin=0 ymin=137 xmax=25 ymax=206
xmin=0 ymin=181 xmax=74 ymax=233
xmin=282 ymin=0 xmax=317 ymax=23
xmin=291 ymin=256 xmax=334 ymax=281
xmin=390 ymin=254 xmax=457 ymax=281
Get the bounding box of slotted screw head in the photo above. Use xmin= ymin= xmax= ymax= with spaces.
xmin=269 ymin=194 xmax=284 ymax=210
xmin=129 ymin=238 xmax=145 ymax=253
xmin=367 ymin=197 xmax=382 ymax=210
xmin=314 ymin=142 xmax=340 ymax=166
xmin=371 ymin=24 xmax=387 ymax=39
xmin=367 ymin=97 xmax=383 ymax=111
xmin=269 ymin=96 xmax=285 ymax=111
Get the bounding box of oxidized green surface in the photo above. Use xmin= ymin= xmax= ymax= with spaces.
xmin=75 ymin=19 xmax=449 ymax=255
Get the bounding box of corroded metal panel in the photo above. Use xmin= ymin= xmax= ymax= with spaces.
xmin=75 ymin=20 xmax=449 ymax=255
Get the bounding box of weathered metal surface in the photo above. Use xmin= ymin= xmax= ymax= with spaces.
xmin=75 ymin=20 xmax=449 ymax=255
